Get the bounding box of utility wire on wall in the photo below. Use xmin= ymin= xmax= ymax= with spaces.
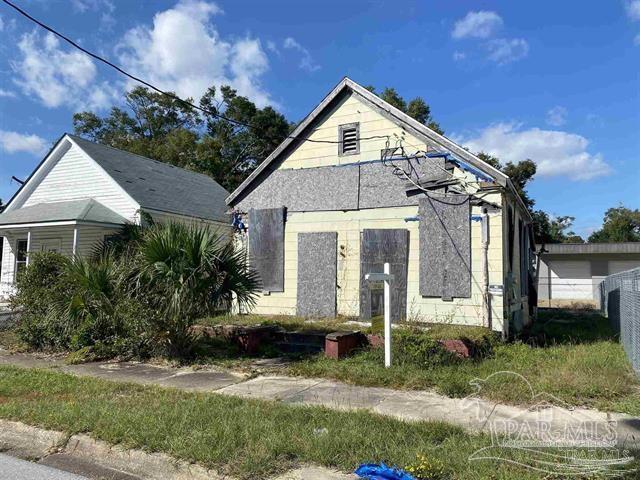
xmin=0 ymin=0 xmax=390 ymax=148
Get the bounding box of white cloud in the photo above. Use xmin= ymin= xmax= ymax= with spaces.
xmin=452 ymin=51 xmax=466 ymax=61
xmin=455 ymin=122 xmax=611 ymax=181
xmin=452 ymin=11 xmax=503 ymax=39
xmin=546 ymin=106 xmax=567 ymax=127
xmin=117 ymin=0 xmax=274 ymax=107
xmin=11 ymin=31 xmax=117 ymax=110
xmin=283 ymin=37 xmax=320 ymax=73
xmin=485 ymin=38 xmax=529 ymax=64
xmin=626 ymin=0 xmax=640 ymax=21
xmin=0 ymin=130 xmax=47 ymax=156
xmin=0 ymin=89 xmax=16 ymax=98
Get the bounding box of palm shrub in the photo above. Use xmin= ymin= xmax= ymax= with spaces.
xmin=130 ymin=222 xmax=259 ymax=357
xmin=58 ymin=255 xmax=152 ymax=357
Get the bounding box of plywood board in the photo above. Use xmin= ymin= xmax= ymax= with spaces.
xmin=248 ymin=207 xmax=285 ymax=292
xmin=297 ymin=232 xmax=337 ymax=317
xmin=419 ymin=196 xmax=471 ymax=298
xmin=359 ymin=228 xmax=409 ymax=321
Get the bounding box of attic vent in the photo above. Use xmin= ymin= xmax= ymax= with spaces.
xmin=339 ymin=122 xmax=359 ymax=156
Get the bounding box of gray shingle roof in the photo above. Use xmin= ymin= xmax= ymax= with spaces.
xmin=0 ymin=199 xmax=127 ymax=226
xmin=68 ymin=135 xmax=230 ymax=223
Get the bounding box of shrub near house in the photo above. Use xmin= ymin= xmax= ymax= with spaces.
xmin=11 ymin=222 xmax=259 ymax=359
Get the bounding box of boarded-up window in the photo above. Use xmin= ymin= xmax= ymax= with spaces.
xmin=297 ymin=232 xmax=337 ymax=318
xmin=248 ymin=208 xmax=285 ymax=292
xmin=419 ymin=196 xmax=471 ymax=299
xmin=359 ymin=229 xmax=409 ymax=322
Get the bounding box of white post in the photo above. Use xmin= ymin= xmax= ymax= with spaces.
xmin=365 ymin=265 xmax=394 ymax=368
xmin=25 ymin=230 xmax=31 ymax=267
xmin=383 ymin=262 xmax=392 ymax=368
xmin=72 ymin=227 xmax=78 ymax=256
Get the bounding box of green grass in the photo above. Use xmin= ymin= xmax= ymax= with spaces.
xmin=0 ymin=365 xmax=605 ymax=480
xmin=288 ymin=311 xmax=640 ymax=415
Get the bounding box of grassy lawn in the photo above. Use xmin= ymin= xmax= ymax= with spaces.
xmin=202 ymin=310 xmax=640 ymax=415
xmin=0 ymin=366 xmax=635 ymax=480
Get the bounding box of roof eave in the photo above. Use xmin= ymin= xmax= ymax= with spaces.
xmin=226 ymin=76 xmax=512 ymax=206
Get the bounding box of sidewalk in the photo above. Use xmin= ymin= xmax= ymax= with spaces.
xmin=1 ymin=348 xmax=639 ymax=448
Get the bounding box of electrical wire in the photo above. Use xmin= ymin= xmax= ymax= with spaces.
xmin=0 ymin=0 xmax=390 ymax=147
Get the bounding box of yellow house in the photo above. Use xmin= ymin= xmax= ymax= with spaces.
xmin=226 ymin=77 xmax=534 ymax=335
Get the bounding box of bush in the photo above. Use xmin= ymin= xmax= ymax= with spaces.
xmin=12 ymin=252 xmax=153 ymax=358
xmin=392 ymin=328 xmax=460 ymax=368
xmin=11 ymin=252 xmax=75 ymax=349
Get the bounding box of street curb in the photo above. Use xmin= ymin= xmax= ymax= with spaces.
xmin=0 ymin=419 xmax=228 ymax=479
xmin=0 ymin=419 xmax=356 ymax=479
xmin=0 ymin=419 xmax=67 ymax=460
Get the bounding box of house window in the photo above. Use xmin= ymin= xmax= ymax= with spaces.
xmin=0 ymin=237 xmax=3 ymax=278
xmin=15 ymin=239 xmax=28 ymax=278
xmin=338 ymin=122 xmax=359 ymax=156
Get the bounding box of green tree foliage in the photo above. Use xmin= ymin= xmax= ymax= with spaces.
xmin=73 ymin=86 xmax=291 ymax=191
xmin=531 ymin=211 xmax=583 ymax=244
xmin=475 ymin=152 xmax=584 ymax=244
xmin=365 ymin=86 xmax=444 ymax=135
xmin=588 ymin=206 xmax=640 ymax=243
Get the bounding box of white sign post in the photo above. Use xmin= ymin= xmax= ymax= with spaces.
xmin=365 ymin=262 xmax=394 ymax=368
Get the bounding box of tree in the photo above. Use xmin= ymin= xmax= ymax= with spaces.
xmin=73 ymin=85 xmax=291 ymax=191
xmin=588 ymin=206 xmax=640 ymax=243
xmin=73 ymin=86 xmax=200 ymax=169
xmin=531 ymin=211 xmax=583 ymax=244
xmin=476 ymin=152 xmax=537 ymax=211
xmin=365 ymin=86 xmax=444 ymax=134
xmin=475 ymin=152 xmax=584 ymax=244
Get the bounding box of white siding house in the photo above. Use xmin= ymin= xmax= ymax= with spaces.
xmin=0 ymin=134 xmax=230 ymax=300
xmin=537 ymin=243 xmax=640 ymax=308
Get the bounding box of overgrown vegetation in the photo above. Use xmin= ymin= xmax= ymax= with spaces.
xmin=196 ymin=311 xmax=640 ymax=415
xmin=288 ymin=311 xmax=640 ymax=414
xmin=10 ymin=222 xmax=259 ymax=360
xmin=2 ymin=366 xmax=635 ymax=479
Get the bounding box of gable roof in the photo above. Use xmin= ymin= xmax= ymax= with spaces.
xmin=226 ymin=77 xmax=531 ymax=221
xmin=0 ymin=199 xmax=126 ymax=226
xmin=67 ymin=135 xmax=230 ymax=223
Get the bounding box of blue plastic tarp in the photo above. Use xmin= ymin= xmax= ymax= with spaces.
xmin=354 ymin=463 xmax=417 ymax=480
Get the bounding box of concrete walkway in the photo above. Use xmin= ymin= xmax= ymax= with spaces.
xmin=1 ymin=348 xmax=639 ymax=449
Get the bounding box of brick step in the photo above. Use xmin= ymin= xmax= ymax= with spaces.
xmin=274 ymin=341 xmax=324 ymax=355
xmin=277 ymin=331 xmax=328 ymax=347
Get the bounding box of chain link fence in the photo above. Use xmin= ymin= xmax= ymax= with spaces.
xmin=600 ymin=267 xmax=640 ymax=374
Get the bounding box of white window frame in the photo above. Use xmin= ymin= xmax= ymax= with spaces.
xmin=15 ymin=238 xmax=28 ymax=279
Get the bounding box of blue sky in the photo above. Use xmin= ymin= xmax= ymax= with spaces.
xmin=0 ymin=0 xmax=638 ymax=237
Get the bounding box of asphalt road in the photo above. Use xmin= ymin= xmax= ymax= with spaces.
xmin=0 ymin=454 xmax=89 ymax=480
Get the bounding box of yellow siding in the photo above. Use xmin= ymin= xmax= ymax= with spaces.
xmin=249 ymin=200 xmax=505 ymax=329
xmin=280 ymin=93 xmax=430 ymax=169
xmin=242 ymin=91 xmax=506 ymax=329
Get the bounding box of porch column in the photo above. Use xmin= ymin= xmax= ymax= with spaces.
xmin=26 ymin=230 xmax=31 ymax=266
xmin=72 ymin=227 xmax=78 ymax=256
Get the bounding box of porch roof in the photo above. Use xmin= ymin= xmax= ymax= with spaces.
xmin=0 ymin=199 xmax=127 ymax=227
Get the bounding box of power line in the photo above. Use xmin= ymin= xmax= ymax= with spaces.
xmin=0 ymin=0 xmax=389 ymax=147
